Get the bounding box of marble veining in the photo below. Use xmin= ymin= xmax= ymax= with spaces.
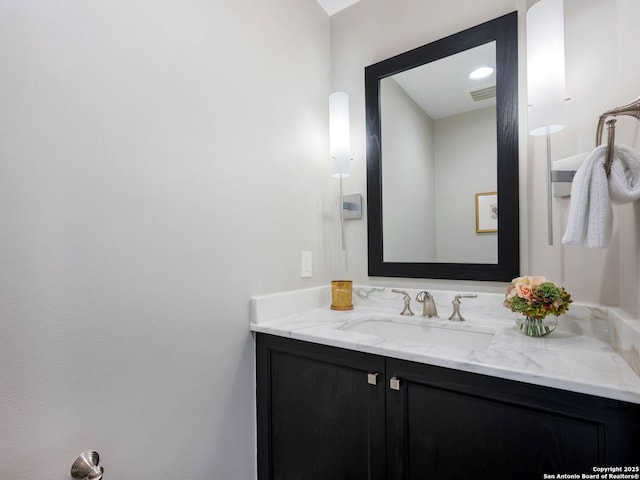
xmin=609 ymin=307 xmax=640 ymax=376
xmin=250 ymin=285 xmax=640 ymax=404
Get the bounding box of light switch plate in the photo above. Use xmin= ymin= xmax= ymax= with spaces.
xmin=300 ymin=251 xmax=312 ymax=278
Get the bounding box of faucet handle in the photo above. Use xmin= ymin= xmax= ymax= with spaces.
xmin=448 ymin=294 xmax=477 ymax=322
xmin=391 ymin=289 xmax=414 ymax=316
xmin=453 ymin=293 xmax=478 ymax=302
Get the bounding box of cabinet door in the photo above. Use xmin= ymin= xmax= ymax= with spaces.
xmin=386 ymin=358 xmax=640 ymax=480
xmin=256 ymin=334 xmax=386 ymax=480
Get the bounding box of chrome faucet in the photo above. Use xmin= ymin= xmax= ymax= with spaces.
xmin=391 ymin=289 xmax=414 ymax=316
xmin=448 ymin=294 xmax=478 ymax=321
xmin=416 ymin=291 xmax=438 ymax=318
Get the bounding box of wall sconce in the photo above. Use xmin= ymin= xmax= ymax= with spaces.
xmin=329 ymin=92 xmax=361 ymax=251
xmin=527 ymin=0 xmax=566 ymax=246
xmin=330 ymin=91 xmax=351 ymax=179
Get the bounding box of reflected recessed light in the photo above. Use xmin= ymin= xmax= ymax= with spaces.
xmin=469 ymin=66 xmax=495 ymax=80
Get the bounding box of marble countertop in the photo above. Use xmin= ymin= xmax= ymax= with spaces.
xmin=250 ymin=285 xmax=640 ymax=404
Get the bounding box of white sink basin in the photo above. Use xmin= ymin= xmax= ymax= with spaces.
xmin=340 ymin=319 xmax=495 ymax=350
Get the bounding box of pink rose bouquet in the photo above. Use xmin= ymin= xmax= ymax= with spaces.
xmin=504 ymin=276 xmax=571 ymax=320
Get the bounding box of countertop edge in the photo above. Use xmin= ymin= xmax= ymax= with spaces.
xmin=250 ymin=323 xmax=640 ymax=405
xmin=250 ymin=287 xmax=640 ymax=405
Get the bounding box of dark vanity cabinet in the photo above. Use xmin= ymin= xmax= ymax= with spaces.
xmin=385 ymin=358 xmax=640 ymax=479
xmin=256 ymin=333 xmax=386 ymax=479
xmin=256 ymin=334 xmax=640 ymax=480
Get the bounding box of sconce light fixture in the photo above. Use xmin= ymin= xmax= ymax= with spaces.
xmin=329 ymin=91 xmax=358 ymax=251
xmin=527 ymin=0 xmax=566 ymax=245
xmin=330 ymin=91 xmax=351 ymax=179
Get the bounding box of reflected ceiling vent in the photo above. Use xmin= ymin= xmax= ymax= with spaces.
xmin=468 ymin=84 xmax=497 ymax=102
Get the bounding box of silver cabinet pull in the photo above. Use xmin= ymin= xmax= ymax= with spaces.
xmin=367 ymin=372 xmax=379 ymax=385
xmin=390 ymin=376 xmax=401 ymax=391
xmin=71 ymin=451 xmax=103 ymax=480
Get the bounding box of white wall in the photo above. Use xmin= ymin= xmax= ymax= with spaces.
xmin=614 ymin=0 xmax=640 ymax=316
xmin=434 ymin=107 xmax=497 ymax=263
xmin=331 ymin=0 xmax=640 ymax=310
xmin=381 ymin=78 xmax=436 ymax=262
xmin=0 ymin=1 xmax=330 ymax=478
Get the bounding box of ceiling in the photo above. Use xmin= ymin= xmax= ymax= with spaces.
xmin=316 ymin=0 xmax=360 ymax=16
xmin=316 ymin=0 xmax=495 ymax=119
xmin=390 ymin=42 xmax=497 ymax=119
xmin=317 ymin=0 xmax=495 ymax=120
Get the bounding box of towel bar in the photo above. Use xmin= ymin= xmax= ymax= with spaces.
xmin=595 ymin=97 xmax=640 ymax=176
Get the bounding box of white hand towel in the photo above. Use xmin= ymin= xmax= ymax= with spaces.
xmin=608 ymin=144 xmax=640 ymax=203
xmin=562 ymin=145 xmax=612 ymax=248
xmin=562 ymin=144 xmax=640 ymax=248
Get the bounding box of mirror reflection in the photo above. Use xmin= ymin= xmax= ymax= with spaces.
xmin=381 ymin=42 xmax=498 ymax=263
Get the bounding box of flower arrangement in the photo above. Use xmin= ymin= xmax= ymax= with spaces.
xmin=504 ymin=276 xmax=572 ymax=337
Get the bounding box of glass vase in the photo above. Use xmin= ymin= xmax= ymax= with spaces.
xmin=515 ymin=316 xmax=557 ymax=337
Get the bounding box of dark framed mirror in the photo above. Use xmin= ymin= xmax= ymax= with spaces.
xmin=365 ymin=12 xmax=519 ymax=281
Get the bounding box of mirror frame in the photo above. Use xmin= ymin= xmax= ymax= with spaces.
xmin=365 ymin=12 xmax=519 ymax=281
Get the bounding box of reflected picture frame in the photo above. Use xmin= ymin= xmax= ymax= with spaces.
xmin=476 ymin=192 xmax=498 ymax=233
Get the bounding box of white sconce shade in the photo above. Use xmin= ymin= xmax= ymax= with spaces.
xmin=329 ymin=91 xmax=351 ymax=177
xmin=527 ymin=0 xmax=566 ymax=136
